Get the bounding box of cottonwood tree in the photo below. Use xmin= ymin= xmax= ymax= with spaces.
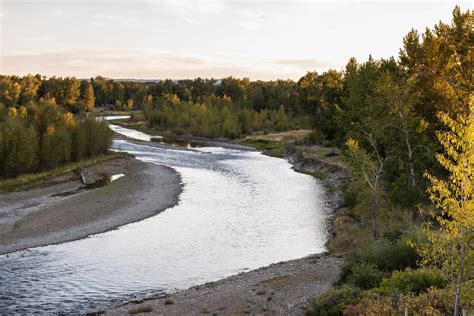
xmin=126 ymin=98 xmax=134 ymax=110
xmin=0 ymin=76 xmax=21 ymax=107
xmin=84 ymin=84 xmax=95 ymax=112
xmin=372 ymin=72 xmax=435 ymax=205
xmin=400 ymin=6 xmax=472 ymax=120
xmin=422 ymin=103 xmax=473 ymax=315
xmin=345 ymin=135 xmax=389 ymax=239
xmin=19 ymin=74 xmax=41 ymax=105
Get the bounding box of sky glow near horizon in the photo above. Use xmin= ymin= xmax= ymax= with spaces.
xmin=0 ymin=0 xmax=470 ymax=80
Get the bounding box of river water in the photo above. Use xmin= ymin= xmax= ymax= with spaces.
xmin=0 ymin=122 xmax=329 ymax=314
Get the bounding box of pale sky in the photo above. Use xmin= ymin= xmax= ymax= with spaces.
xmin=0 ymin=0 xmax=470 ymax=80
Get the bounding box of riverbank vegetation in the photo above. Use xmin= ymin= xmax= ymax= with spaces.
xmin=143 ymin=95 xmax=299 ymax=139
xmin=305 ymin=7 xmax=473 ymax=315
xmin=0 ymin=83 xmax=113 ymax=181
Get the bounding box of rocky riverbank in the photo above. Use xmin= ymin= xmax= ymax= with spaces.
xmin=106 ymin=254 xmax=344 ymax=316
xmin=0 ymin=156 xmax=182 ymax=255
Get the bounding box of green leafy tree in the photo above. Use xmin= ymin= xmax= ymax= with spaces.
xmin=345 ymin=137 xmax=388 ymax=239
xmin=422 ymin=103 xmax=473 ymax=315
xmin=0 ymin=118 xmax=38 ymax=177
xmin=274 ymin=104 xmax=289 ymax=131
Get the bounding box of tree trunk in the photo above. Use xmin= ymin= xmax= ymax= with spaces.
xmin=74 ymin=168 xmax=87 ymax=184
xmin=454 ymin=241 xmax=465 ymax=316
xmin=371 ymin=191 xmax=377 ymax=240
xmin=404 ymin=132 xmax=416 ymax=188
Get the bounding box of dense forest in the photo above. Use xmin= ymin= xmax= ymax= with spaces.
xmin=0 ymin=6 xmax=471 ymax=314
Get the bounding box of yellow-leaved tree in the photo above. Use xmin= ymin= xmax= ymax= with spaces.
xmin=423 ymin=101 xmax=473 ymax=315
xmin=84 ymin=84 xmax=95 ymax=112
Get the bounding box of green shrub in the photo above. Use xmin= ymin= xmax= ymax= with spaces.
xmin=343 ymin=239 xmax=420 ymax=277
xmin=295 ymin=148 xmax=304 ymax=160
xmin=240 ymin=138 xmax=285 ymax=150
xmin=341 ymin=182 xmax=357 ymax=208
xmin=40 ymin=125 xmax=72 ymax=169
xmin=82 ymin=118 xmax=112 ymax=157
xmin=382 ymin=229 xmax=403 ymax=242
xmin=131 ymin=111 xmax=145 ymax=122
xmin=379 ymin=268 xmax=446 ymax=295
xmin=71 ymin=125 xmax=87 ymax=161
xmin=345 ymin=263 xmax=386 ymax=290
xmin=350 ymin=286 xmax=458 ymax=315
xmin=128 ymin=304 xmax=153 ymax=314
xmin=308 ymin=285 xmax=361 ymax=316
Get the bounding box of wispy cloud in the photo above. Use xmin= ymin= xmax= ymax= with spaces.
xmin=0 ymin=9 xmax=7 ymax=19
xmin=51 ymin=8 xmax=64 ymax=15
xmin=24 ymin=37 xmax=49 ymax=41
xmin=275 ymin=59 xmax=335 ymax=69
xmin=240 ymin=21 xmax=261 ymax=31
xmin=150 ymin=28 xmax=167 ymax=33
xmin=183 ymin=17 xmax=198 ymax=24
xmin=0 ymin=49 xmax=337 ymax=80
xmin=92 ymin=13 xmax=124 ymax=21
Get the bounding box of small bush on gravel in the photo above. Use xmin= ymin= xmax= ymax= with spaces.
xmin=128 ymin=304 xmax=153 ymax=314
xmin=164 ymin=298 xmax=174 ymax=305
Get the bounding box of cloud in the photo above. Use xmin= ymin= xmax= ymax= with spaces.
xmin=51 ymin=8 xmax=64 ymax=15
xmin=238 ymin=10 xmax=272 ymax=19
xmin=0 ymin=49 xmax=336 ymax=80
xmin=183 ymin=17 xmax=198 ymax=24
xmin=150 ymin=27 xmax=167 ymax=33
xmin=240 ymin=21 xmax=261 ymax=31
xmin=24 ymin=37 xmax=49 ymax=41
xmin=92 ymin=13 xmax=124 ymax=21
xmin=0 ymin=9 xmax=7 ymax=19
xmin=275 ymin=59 xmax=335 ymax=69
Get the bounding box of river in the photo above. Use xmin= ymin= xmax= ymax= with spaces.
xmin=0 ymin=121 xmax=330 ymax=313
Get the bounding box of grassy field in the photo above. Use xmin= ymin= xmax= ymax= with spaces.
xmin=238 ymin=138 xmax=287 ymax=151
xmin=0 ymin=152 xmax=129 ymax=192
xmin=241 ymin=129 xmax=312 ymax=143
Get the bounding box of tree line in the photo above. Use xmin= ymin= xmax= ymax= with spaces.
xmin=142 ymin=94 xmax=302 ymax=139
xmin=0 ymin=74 xmax=306 ymax=115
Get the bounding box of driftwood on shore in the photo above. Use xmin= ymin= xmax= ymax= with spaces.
xmin=74 ymin=168 xmax=87 ymax=184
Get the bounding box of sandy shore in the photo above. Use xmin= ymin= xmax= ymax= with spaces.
xmin=0 ymin=157 xmax=182 ymax=255
xmin=106 ymin=254 xmax=343 ymax=315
